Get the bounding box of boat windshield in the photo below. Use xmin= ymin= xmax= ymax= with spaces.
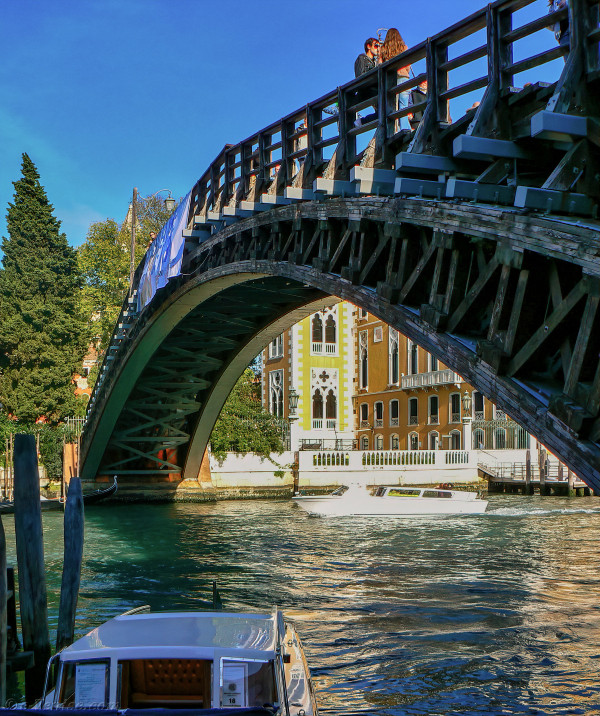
xmin=387 ymin=489 xmax=421 ymax=498
xmin=56 ymin=659 xmax=110 ymax=708
xmin=331 ymin=486 xmax=348 ymax=496
xmin=422 ymin=490 xmax=453 ymax=498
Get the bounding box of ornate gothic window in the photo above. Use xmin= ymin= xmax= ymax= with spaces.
xmin=389 ymin=328 xmax=399 ymax=385
xmin=311 ymin=306 xmax=338 ymax=355
xmin=311 ymin=368 xmax=338 ymax=430
xmin=473 ymin=428 xmax=485 ymax=449
xmin=269 ymin=370 xmax=284 ymax=417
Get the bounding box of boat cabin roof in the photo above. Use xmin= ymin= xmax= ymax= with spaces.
xmin=60 ymin=611 xmax=277 ymax=662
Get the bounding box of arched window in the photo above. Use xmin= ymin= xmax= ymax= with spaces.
xmin=473 ymin=428 xmax=485 ymax=449
xmin=494 ymin=428 xmax=507 ymax=449
xmin=359 ymin=331 xmax=368 ymax=389
xmin=361 ymin=435 xmax=369 ymax=450
xmin=450 ymin=430 xmax=461 ymax=450
xmin=312 ymin=390 xmax=323 ymax=428
xmin=408 ymin=340 xmax=418 ymax=374
xmin=389 ymin=399 xmax=399 ymax=427
xmin=325 ymin=314 xmax=336 ymax=344
xmin=408 ymin=432 xmax=419 ymax=450
xmin=449 ymin=393 xmax=461 ymax=423
xmin=375 ymin=434 xmax=384 ymax=450
xmin=428 ymin=396 xmax=439 ymax=424
xmin=360 ymin=403 xmax=369 ymax=427
xmin=269 ymin=370 xmax=284 ymax=417
xmin=389 ymin=328 xmax=399 ymax=385
xmin=374 ymin=401 xmax=383 ymax=427
xmin=429 ymin=431 xmax=439 ymax=450
xmin=325 ymin=389 xmax=337 ymax=420
xmin=311 ymin=314 xmax=323 ymax=344
xmin=391 ymin=434 xmax=399 ymax=450
xmin=473 ymin=391 xmax=484 ymax=420
xmin=408 ymin=397 xmax=418 ymax=425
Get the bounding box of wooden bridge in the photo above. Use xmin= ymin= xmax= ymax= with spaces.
xmin=81 ymin=0 xmax=600 ymax=499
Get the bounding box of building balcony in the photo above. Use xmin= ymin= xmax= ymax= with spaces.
xmin=390 ymin=417 xmax=399 ymax=427
xmin=450 ymin=412 xmax=461 ymax=423
xmin=408 ymin=416 xmax=418 ymax=425
xmin=401 ymin=369 xmax=462 ymax=390
xmin=428 ymin=416 xmax=440 ymax=425
xmin=311 ymin=341 xmax=337 ymax=355
xmin=312 ymin=418 xmax=337 ymax=430
xmin=374 ymin=418 xmax=383 ymax=428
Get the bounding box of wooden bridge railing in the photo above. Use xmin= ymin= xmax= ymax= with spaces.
xmin=187 ymin=0 xmax=598 ymax=224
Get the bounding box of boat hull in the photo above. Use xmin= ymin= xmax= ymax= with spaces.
xmin=293 ymin=492 xmax=487 ymax=516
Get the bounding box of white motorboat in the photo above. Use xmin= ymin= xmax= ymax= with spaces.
xmin=36 ymin=608 xmax=318 ymax=716
xmin=292 ymin=484 xmax=487 ymax=516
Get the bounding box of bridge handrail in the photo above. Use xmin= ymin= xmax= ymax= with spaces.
xmin=85 ymin=0 xmax=599 ymax=423
xmin=186 ymin=0 xmax=597 ymax=223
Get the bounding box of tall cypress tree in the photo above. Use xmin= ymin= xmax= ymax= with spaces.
xmin=0 ymin=153 xmax=87 ymax=423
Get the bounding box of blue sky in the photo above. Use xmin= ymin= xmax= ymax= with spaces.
xmin=0 ymin=0 xmax=559 ymax=249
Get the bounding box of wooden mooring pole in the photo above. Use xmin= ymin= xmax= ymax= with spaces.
xmin=13 ymin=434 xmax=50 ymax=705
xmin=56 ymin=478 xmax=84 ymax=652
xmin=0 ymin=516 xmax=7 ymax=706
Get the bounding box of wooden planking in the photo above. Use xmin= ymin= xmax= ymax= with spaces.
xmin=13 ymin=435 xmax=50 ymax=705
xmin=56 ymin=478 xmax=84 ymax=652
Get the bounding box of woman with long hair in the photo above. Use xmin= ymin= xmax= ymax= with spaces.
xmin=381 ymin=28 xmax=411 ymax=129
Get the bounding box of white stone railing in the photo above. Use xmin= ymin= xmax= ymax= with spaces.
xmin=401 ymin=369 xmax=462 ymax=390
xmin=300 ymin=449 xmax=477 ymax=471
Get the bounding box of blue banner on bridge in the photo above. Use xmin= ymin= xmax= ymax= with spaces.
xmin=137 ymin=190 xmax=191 ymax=311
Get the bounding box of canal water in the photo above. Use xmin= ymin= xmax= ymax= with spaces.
xmin=3 ymin=494 xmax=600 ymax=715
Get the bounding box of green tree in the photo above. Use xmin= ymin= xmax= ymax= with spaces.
xmin=78 ymin=194 xmax=176 ymax=359
xmin=210 ymin=368 xmax=286 ymax=462
xmin=0 ymin=154 xmax=88 ymax=423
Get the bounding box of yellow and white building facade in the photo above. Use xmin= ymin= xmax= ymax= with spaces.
xmin=261 ymin=302 xmax=355 ymax=450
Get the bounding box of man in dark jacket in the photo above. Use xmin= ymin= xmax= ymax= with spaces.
xmin=354 ymin=37 xmax=380 ymax=77
xmin=354 ymin=38 xmax=380 ymax=125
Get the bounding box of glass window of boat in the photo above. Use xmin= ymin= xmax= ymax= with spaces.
xmin=220 ymin=659 xmax=277 ymax=709
xmin=57 ymin=659 xmax=110 ymax=708
xmin=117 ymin=658 xmax=212 ymax=709
xmin=423 ymin=490 xmax=453 ymax=498
xmin=387 ymin=489 xmax=421 ymax=498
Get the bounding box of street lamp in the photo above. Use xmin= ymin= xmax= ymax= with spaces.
xmin=462 ymin=390 xmax=473 ymax=451
xmin=130 ymin=188 xmax=175 ymax=287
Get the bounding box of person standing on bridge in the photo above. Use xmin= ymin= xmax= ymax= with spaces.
xmin=354 ymin=38 xmax=381 ymax=126
xmin=380 ymin=28 xmax=411 ymax=130
xmin=548 ymin=0 xmax=569 ymax=55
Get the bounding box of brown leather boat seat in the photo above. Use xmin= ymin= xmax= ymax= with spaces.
xmin=128 ymin=658 xmax=211 ymax=708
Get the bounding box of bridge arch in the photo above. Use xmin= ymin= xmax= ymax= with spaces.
xmin=81 ymin=198 xmax=600 ymax=492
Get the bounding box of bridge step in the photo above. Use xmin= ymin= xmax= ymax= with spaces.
xmin=446 ymin=178 xmax=516 ymax=205
xmin=530 ymin=111 xmax=600 ymax=148
xmin=240 ymin=200 xmax=270 ymax=212
xmin=313 ymin=178 xmax=356 ymax=196
xmin=284 ymin=187 xmax=317 ymax=201
xmin=351 ymin=167 xmax=396 ymax=195
xmin=223 ymin=206 xmax=253 ymax=218
xmin=182 ymin=228 xmax=211 ymax=241
xmin=395 ymin=177 xmax=447 ymax=199
xmin=395 ymin=152 xmax=456 ymax=174
xmin=453 ymin=135 xmax=531 ymax=160
xmin=260 ymin=194 xmax=292 ymax=205
xmin=514 ymin=186 xmax=595 ymax=216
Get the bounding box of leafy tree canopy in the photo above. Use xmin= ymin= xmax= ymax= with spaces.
xmin=210 ymin=368 xmax=286 ymax=462
xmin=78 ymin=194 xmax=176 ymax=362
xmin=0 ymin=154 xmax=88 ymax=424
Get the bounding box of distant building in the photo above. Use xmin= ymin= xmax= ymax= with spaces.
xmin=261 ymin=303 xmax=355 ymax=449
xmin=353 ymin=309 xmax=495 ymax=451
xmin=261 ymin=303 xmax=530 ymax=453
